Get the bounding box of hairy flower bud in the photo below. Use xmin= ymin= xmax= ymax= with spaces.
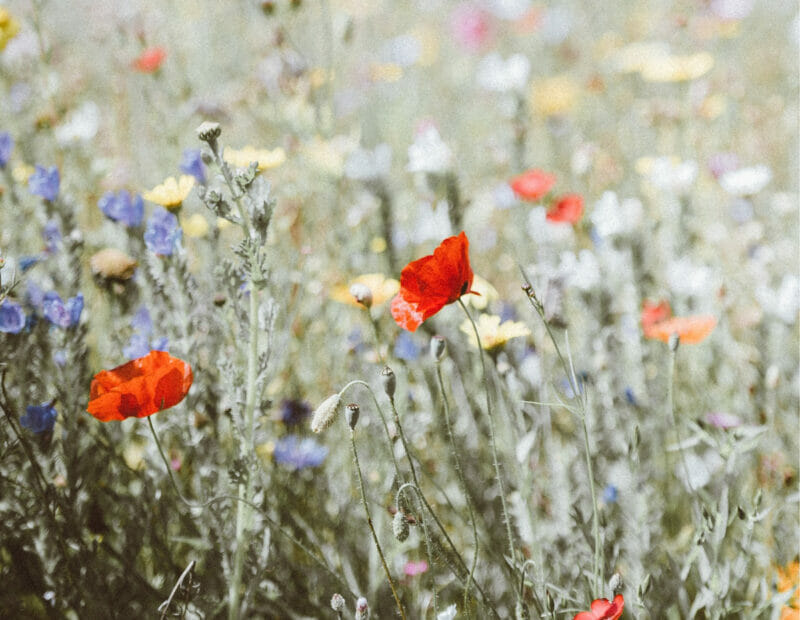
xmin=355 ymin=597 xmax=369 ymax=620
xmin=345 ymin=403 xmax=360 ymax=429
xmin=349 ymin=282 xmax=372 ymax=308
xmin=330 ymin=593 xmax=345 ymax=611
xmin=609 ymin=572 xmax=622 ymax=593
xmin=430 ymin=335 xmax=446 ymax=361
xmin=196 ymin=121 xmax=221 ymax=143
xmin=392 ymin=510 xmax=409 ymax=542
xmin=310 ymin=393 xmax=341 ymax=433
xmin=380 ymin=366 xmax=396 ymax=398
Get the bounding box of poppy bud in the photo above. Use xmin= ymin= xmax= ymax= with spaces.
xmin=196 ymin=121 xmax=221 ymax=144
xmin=330 ymin=593 xmax=345 ymax=611
xmin=90 ymin=248 xmax=138 ymax=281
xmin=349 ymin=283 xmax=372 ymax=308
xmin=609 ymin=572 xmax=622 ymax=593
xmin=430 ymin=335 xmax=446 ymax=361
xmin=310 ymin=393 xmax=341 ymax=433
xmin=345 ymin=403 xmax=360 ymax=429
xmin=380 ymin=366 xmax=396 ymax=398
xmin=546 ymin=589 xmax=556 ymax=612
xmin=392 ymin=510 xmax=409 ymax=542
xmin=355 ymin=597 xmax=369 ymax=620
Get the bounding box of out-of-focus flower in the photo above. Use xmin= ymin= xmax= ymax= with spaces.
xmin=644 ymin=315 xmax=717 ymax=344
xmin=539 ymin=5 xmax=572 ymax=44
xmin=391 ymin=232 xmax=476 ymax=332
xmin=87 ymin=351 xmax=193 ymax=422
xmin=705 ymin=411 xmax=742 ymax=430
xmin=0 ymin=299 xmax=26 ymax=333
xmin=637 ymin=156 xmax=698 ymax=195
xmin=719 ymin=165 xmax=772 ymax=197
xmin=301 ymin=134 xmax=359 ymax=177
xmin=573 ymin=594 xmax=624 ymax=620
xmin=460 ymin=313 xmax=530 ymax=350
xmin=711 ymin=0 xmax=755 ymax=20
xmin=273 ymin=435 xmax=328 ymax=470
xmin=369 ymin=62 xmax=403 ymax=83
xmin=451 ymin=3 xmax=492 ymax=52
xmin=143 ymin=175 xmax=195 ymax=210
xmin=756 ymin=274 xmax=800 ymax=325
xmin=123 ymin=306 xmax=167 ymax=359
xmin=42 ymin=220 xmax=61 ymax=253
xmin=437 ymin=604 xmax=458 ymax=620
xmin=0 ymin=8 xmax=20 ymax=51
xmin=510 ymin=169 xmax=556 ymax=201
xmin=394 ymin=331 xmax=420 ymax=360
xmin=133 ymin=46 xmax=166 ymax=73
xmin=90 ymin=248 xmax=138 ymax=281
xmin=180 ymin=149 xmax=206 ymax=184
xmin=559 ymin=250 xmax=600 ymax=292
xmin=278 ymin=399 xmax=312 ymax=426
xmin=640 ymin=51 xmax=714 ymax=82
xmin=476 ymin=52 xmax=530 ymax=92
xmin=529 ymin=75 xmax=579 ymax=117
xmin=486 ymin=0 xmax=531 ymax=20
xmin=547 ymin=193 xmax=584 ymax=224
xmin=20 ymin=402 xmax=57 ymax=433
xmin=0 ymin=132 xmax=13 ymax=168
xmin=223 ymin=145 xmax=286 ymax=171
xmin=42 ymin=292 xmax=83 ymax=328
xmin=407 ymin=125 xmax=452 ymax=174
xmin=460 ymin=274 xmax=498 ymax=310
xmin=344 ymin=143 xmax=392 ymax=181
xmin=181 ymin=213 xmax=210 ymax=238
xmin=403 ymin=560 xmax=429 ymax=577
xmin=641 ymin=300 xmax=672 ymax=330
xmin=666 ymin=257 xmax=716 ymax=299
xmin=602 ymin=485 xmax=618 ymax=504
xmin=776 ymin=561 xmax=799 ymax=616
xmin=54 ymin=101 xmax=100 ymax=145
xmin=12 ymin=163 xmax=34 ymax=183
xmin=330 ymin=273 xmax=399 ymax=307
xmin=707 ymin=152 xmax=740 ymax=179
xmin=28 ymin=165 xmax=60 ymax=201
xmin=98 ymin=190 xmax=144 ymax=227
xmin=590 ymin=191 xmax=643 ymax=239
xmin=144 ymin=206 xmax=182 ymax=256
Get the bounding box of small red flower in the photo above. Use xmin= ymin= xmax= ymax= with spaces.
xmin=510 ymin=169 xmax=557 ymax=201
xmin=574 ymin=594 xmax=625 ymax=620
xmin=391 ymin=232 xmax=476 ymax=332
xmin=87 ymin=351 xmax=193 ymax=422
xmin=644 ymin=315 xmax=717 ymax=345
xmin=133 ymin=46 xmax=167 ymax=73
xmin=641 ymin=299 xmax=672 ymax=330
xmin=547 ymin=193 xmax=584 ymax=224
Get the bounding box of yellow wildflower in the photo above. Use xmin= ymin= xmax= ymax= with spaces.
xmin=639 ymin=52 xmax=714 ymax=83
xmin=529 ymin=75 xmax=579 ymax=117
xmin=330 ymin=273 xmax=399 ymax=308
xmin=369 ymin=63 xmax=403 ymax=83
xmin=181 ymin=213 xmax=210 ymax=238
xmin=370 ymin=236 xmax=387 ymax=254
xmin=0 ymin=8 xmax=20 ymax=51
xmin=12 ymin=164 xmax=34 ymax=184
xmin=460 ymin=314 xmax=531 ymax=351
xmin=461 ymin=274 xmax=498 ymax=311
xmin=223 ymin=145 xmax=286 ymax=171
xmin=143 ymin=175 xmax=195 ymax=210
xmin=300 ymin=133 xmax=359 ymax=177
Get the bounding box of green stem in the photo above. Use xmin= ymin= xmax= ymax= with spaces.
xmin=395 ymin=482 xmax=438 ymax=618
xmin=668 ymin=345 xmax=693 ymax=493
xmin=436 ymin=362 xmax=479 ymax=615
xmin=350 ymin=429 xmax=406 ymax=620
xmin=458 ymin=299 xmax=517 ymax=586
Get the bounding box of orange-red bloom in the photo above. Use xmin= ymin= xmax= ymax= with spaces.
xmin=87 ymin=351 xmax=193 ymax=422
xmin=133 ymin=46 xmax=167 ymax=73
xmin=547 ymin=193 xmax=584 ymax=224
xmin=391 ymin=232 xmax=476 ymax=332
xmin=574 ymin=594 xmax=625 ymax=620
xmin=644 ymin=315 xmax=717 ymax=344
xmin=510 ymin=169 xmax=557 ymax=201
xmin=641 ymin=299 xmax=672 ymax=330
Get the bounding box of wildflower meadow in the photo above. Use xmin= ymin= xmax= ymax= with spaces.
xmin=1 ymin=1 xmax=798 ymax=618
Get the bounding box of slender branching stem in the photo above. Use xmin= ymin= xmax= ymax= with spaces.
xmin=395 ymin=483 xmax=438 ymax=618
xmin=350 ymin=429 xmax=406 ymax=619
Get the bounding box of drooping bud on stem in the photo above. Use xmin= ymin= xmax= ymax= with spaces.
xmin=310 ymin=393 xmax=341 ymax=433
xmin=330 ymin=593 xmax=345 ymax=611
xmin=430 ymin=335 xmax=446 ymax=361
xmin=355 ymin=596 xmax=370 ymax=620
xmin=345 ymin=403 xmax=360 ymax=429
xmin=392 ymin=510 xmax=409 ymax=542
xmin=349 ymin=283 xmax=373 ymax=308
xmin=380 ymin=366 xmax=396 ymax=398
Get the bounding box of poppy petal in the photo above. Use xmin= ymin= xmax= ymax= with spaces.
xmin=391 ymin=293 xmax=426 ymax=332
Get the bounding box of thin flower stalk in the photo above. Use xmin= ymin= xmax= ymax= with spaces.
xmin=395 ymin=482 xmax=438 ymax=618
xmin=667 ymin=343 xmax=694 ymax=493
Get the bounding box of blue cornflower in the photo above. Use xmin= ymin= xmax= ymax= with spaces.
xmin=98 ymin=190 xmax=144 ymax=227
xmin=20 ymin=402 xmax=57 ymax=433
xmin=0 ymin=300 xmax=26 ymax=333
xmin=19 ymin=255 xmax=41 ymax=272
xmin=25 ymin=281 xmax=45 ymax=309
xmin=42 ymin=292 xmax=83 ymax=328
xmin=123 ymin=306 xmax=168 ymax=359
xmin=130 ymin=306 xmax=153 ymax=333
xmin=28 ymin=165 xmax=60 ymax=202
xmin=273 ymin=435 xmax=328 ymax=470
xmin=144 ymin=206 xmax=182 ymax=255
xmin=278 ymin=398 xmax=312 ymax=426
xmin=394 ymin=331 xmax=420 ymax=361
xmin=180 ymin=149 xmax=206 ymax=184
xmin=0 ymin=132 xmax=13 ymax=168
xmin=42 ymin=219 xmax=61 ymax=253
xmin=623 ymin=387 xmax=637 ymax=407
xmin=602 ymin=485 xmax=618 ymax=504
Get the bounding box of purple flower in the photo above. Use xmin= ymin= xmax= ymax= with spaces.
xmin=98 ymin=190 xmax=144 ymax=227
xmin=278 ymin=398 xmax=312 ymax=426
xmin=19 ymin=255 xmax=41 ymax=272
xmin=123 ymin=306 xmax=168 ymax=359
xmin=0 ymin=132 xmax=13 ymax=168
xmin=25 ymin=281 xmax=45 ymax=309
xmin=394 ymin=331 xmax=420 ymax=361
xmin=20 ymin=402 xmax=57 ymax=433
xmin=0 ymin=300 xmax=26 ymax=333
xmin=28 ymin=165 xmax=60 ymax=202
xmin=705 ymin=411 xmax=742 ymax=430
xmin=180 ymin=149 xmax=206 ymax=184
xmin=144 ymin=206 xmax=182 ymax=255
xmin=602 ymin=485 xmax=618 ymax=504
xmin=273 ymin=435 xmax=328 ymax=470
xmin=42 ymin=292 xmax=83 ymax=328
xmin=43 ymin=219 xmax=61 ymax=253
xmin=53 ymin=350 xmax=67 ymax=367
xmin=130 ymin=306 xmax=153 ymax=333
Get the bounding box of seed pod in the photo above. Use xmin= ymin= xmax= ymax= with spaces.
xmin=430 ymin=335 xmax=446 ymax=361
xmin=380 ymin=366 xmax=396 ymax=398
xmin=393 ymin=510 xmax=409 ymax=542
xmin=345 ymin=403 xmax=360 ymax=429
xmin=355 ymin=597 xmax=369 ymax=620
xmin=330 ymin=593 xmax=345 ymax=611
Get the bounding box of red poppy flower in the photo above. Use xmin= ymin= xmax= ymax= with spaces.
xmin=391 ymin=232 xmax=476 ymax=332
xmin=547 ymin=193 xmax=584 ymax=224
xmin=574 ymin=594 xmax=625 ymax=620
xmin=510 ymin=169 xmax=557 ymax=201
xmin=644 ymin=315 xmax=717 ymax=345
xmin=133 ymin=46 xmax=167 ymax=73
xmin=641 ymin=299 xmax=672 ymax=330
xmin=87 ymin=351 xmax=193 ymax=422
